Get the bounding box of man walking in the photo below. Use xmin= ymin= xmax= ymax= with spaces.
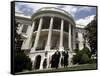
xmin=63 ymin=51 xmax=69 ymax=67
xmin=55 ymin=49 xmax=61 ymax=69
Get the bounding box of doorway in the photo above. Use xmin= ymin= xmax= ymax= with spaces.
xmin=34 ymin=55 xmax=41 ymax=69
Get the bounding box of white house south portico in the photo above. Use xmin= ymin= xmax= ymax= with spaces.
xmin=15 ymin=7 xmax=87 ymax=70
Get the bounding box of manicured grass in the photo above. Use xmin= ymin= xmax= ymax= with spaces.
xmin=16 ymin=64 xmax=97 ymax=75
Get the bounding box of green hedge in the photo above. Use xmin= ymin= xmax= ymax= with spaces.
xmin=79 ymin=54 xmax=89 ymax=64
xmin=72 ymin=47 xmax=92 ymax=64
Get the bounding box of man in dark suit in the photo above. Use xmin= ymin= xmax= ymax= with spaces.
xmin=63 ymin=51 xmax=69 ymax=67
xmin=51 ymin=49 xmax=61 ymax=69
xmin=55 ymin=49 xmax=61 ymax=69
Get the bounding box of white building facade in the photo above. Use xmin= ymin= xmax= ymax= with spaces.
xmin=15 ymin=7 xmax=89 ymax=70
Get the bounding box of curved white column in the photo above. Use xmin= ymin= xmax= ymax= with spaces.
xmin=73 ymin=27 xmax=76 ymax=50
xmin=24 ymin=21 xmax=35 ymax=50
xmin=45 ymin=17 xmax=54 ymax=69
xmin=68 ymin=24 xmax=72 ymax=52
xmin=31 ymin=18 xmax=43 ymax=53
xmin=59 ymin=19 xmax=64 ymax=68
xmin=40 ymin=57 xmax=44 ymax=70
xmin=45 ymin=17 xmax=53 ymax=51
xmin=59 ymin=19 xmax=64 ymax=51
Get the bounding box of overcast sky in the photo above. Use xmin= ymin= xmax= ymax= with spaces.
xmin=15 ymin=1 xmax=96 ymax=27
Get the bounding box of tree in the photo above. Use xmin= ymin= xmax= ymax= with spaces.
xmin=85 ymin=16 xmax=97 ymax=54
xmin=14 ymin=21 xmax=32 ymax=72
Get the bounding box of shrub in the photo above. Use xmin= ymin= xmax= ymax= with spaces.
xmin=14 ymin=51 xmax=32 ymax=72
xmin=72 ymin=47 xmax=91 ymax=64
xmin=79 ymin=54 xmax=90 ymax=64
xmin=81 ymin=47 xmax=91 ymax=58
xmin=14 ymin=21 xmax=32 ymax=73
xmin=88 ymin=59 xmax=97 ymax=64
xmin=72 ymin=55 xmax=79 ymax=64
xmin=72 ymin=51 xmax=84 ymax=64
xmin=74 ymin=48 xmax=79 ymax=53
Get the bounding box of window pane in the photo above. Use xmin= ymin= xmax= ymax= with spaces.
xmin=53 ymin=17 xmax=61 ymax=30
xmin=22 ymin=25 xmax=28 ymax=33
xmin=76 ymin=32 xmax=78 ymax=38
xmin=42 ymin=17 xmax=50 ymax=29
xmin=76 ymin=43 xmax=79 ymax=49
xmin=33 ymin=18 xmax=40 ymax=32
xmin=64 ymin=21 xmax=69 ymax=32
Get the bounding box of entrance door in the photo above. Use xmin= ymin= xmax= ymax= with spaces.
xmin=34 ymin=55 xmax=41 ymax=69
xmin=43 ymin=59 xmax=47 ymax=69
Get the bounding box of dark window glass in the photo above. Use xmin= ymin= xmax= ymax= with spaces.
xmin=31 ymin=41 xmax=34 ymax=48
xmin=51 ymin=38 xmax=58 ymax=49
xmin=15 ymin=40 xmax=23 ymax=49
xmin=76 ymin=43 xmax=79 ymax=49
xmin=76 ymin=32 xmax=78 ymax=38
xmin=36 ymin=40 xmax=46 ymax=51
xmin=83 ymin=33 xmax=85 ymax=39
xmin=33 ymin=18 xmax=40 ymax=31
xmin=64 ymin=21 xmax=69 ymax=32
xmin=84 ymin=43 xmax=86 ymax=48
xmin=71 ymin=26 xmax=73 ymax=35
xmin=22 ymin=25 xmax=28 ymax=33
xmin=53 ymin=17 xmax=61 ymax=30
xmin=42 ymin=17 xmax=50 ymax=29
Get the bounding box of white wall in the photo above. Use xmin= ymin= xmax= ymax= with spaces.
xmin=78 ymin=31 xmax=84 ymax=50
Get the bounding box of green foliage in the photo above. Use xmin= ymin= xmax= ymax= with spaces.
xmin=81 ymin=47 xmax=91 ymax=58
xmin=85 ymin=17 xmax=97 ymax=54
xmin=74 ymin=48 xmax=79 ymax=53
xmin=72 ymin=47 xmax=92 ymax=64
xmin=14 ymin=50 xmax=32 ymax=72
xmin=14 ymin=21 xmax=32 ymax=73
xmin=72 ymin=55 xmax=79 ymax=64
xmin=79 ymin=54 xmax=89 ymax=64
xmin=88 ymin=59 xmax=97 ymax=64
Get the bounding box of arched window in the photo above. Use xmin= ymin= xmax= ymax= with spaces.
xmin=34 ymin=55 xmax=41 ymax=69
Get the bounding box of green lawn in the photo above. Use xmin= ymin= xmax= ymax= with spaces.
xmin=16 ymin=64 xmax=97 ymax=75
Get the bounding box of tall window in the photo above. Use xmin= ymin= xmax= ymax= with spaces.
xmin=76 ymin=32 xmax=78 ymax=38
xmin=41 ymin=40 xmax=46 ymax=50
xmin=53 ymin=17 xmax=61 ymax=30
xmin=42 ymin=17 xmax=50 ymax=29
xmin=76 ymin=43 xmax=79 ymax=49
xmin=33 ymin=18 xmax=40 ymax=31
xmin=51 ymin=38 xmax=58 ymax=49
xmin=64 ymin=21 xmax=69 ymax=32
xmin=84 ymin=43 xmax=86 ymax=48
xmin=82 ymin=33 xmax=85 ymax=39
xmin=22 ymin=25 xmax=28 ymax=33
